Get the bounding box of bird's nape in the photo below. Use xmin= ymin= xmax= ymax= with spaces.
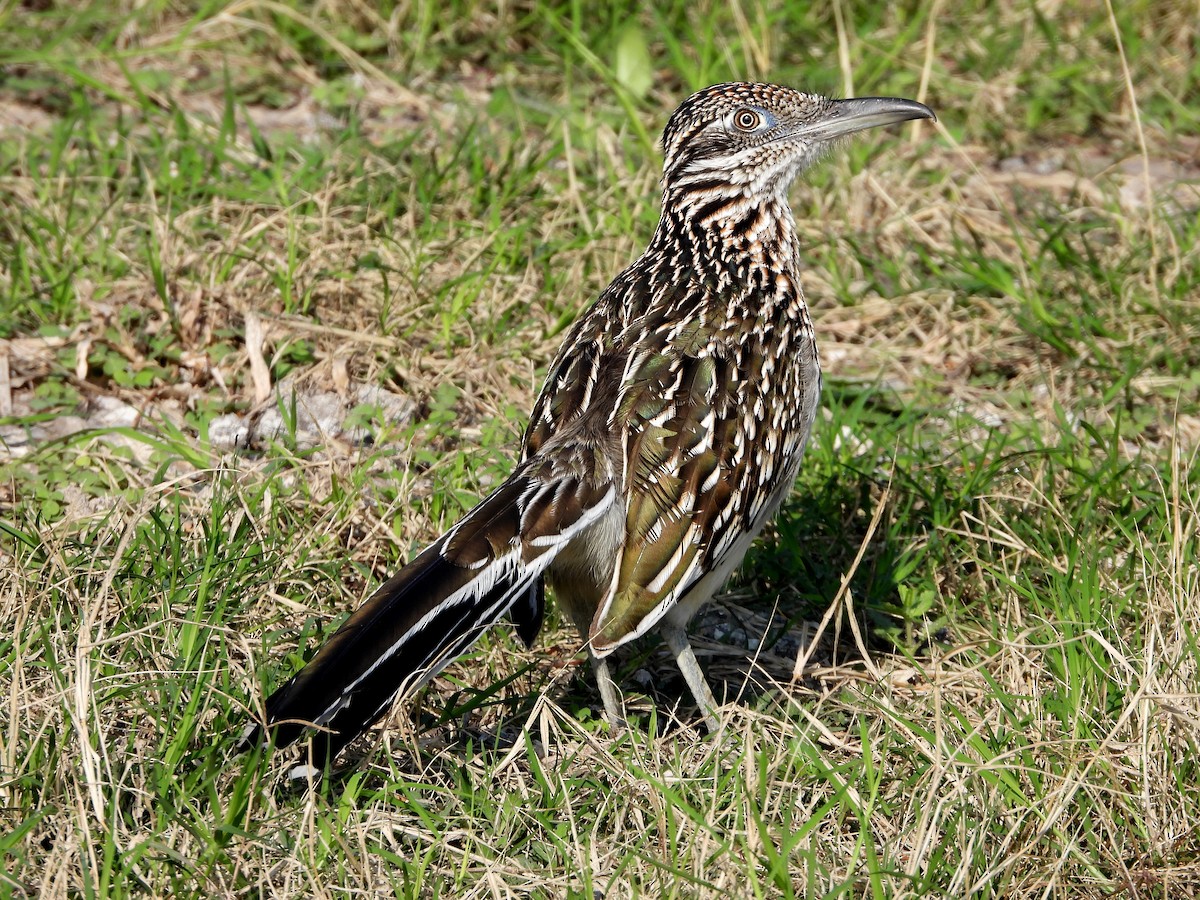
xmin=241 ymin=81 xmax=936 ymax=776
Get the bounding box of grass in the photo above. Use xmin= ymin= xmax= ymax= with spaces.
xmin=2 ymin=0 xmax=1199 ymax=896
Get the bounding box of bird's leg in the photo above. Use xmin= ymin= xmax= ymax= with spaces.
xmin=590 ymin=652 xmax=626 ymax=730
xmin=659 ymin=621 xmax=720 ymax=732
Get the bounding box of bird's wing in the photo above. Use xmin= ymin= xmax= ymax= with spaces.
xmin=589 ymin=335 xmax=765 ymax=651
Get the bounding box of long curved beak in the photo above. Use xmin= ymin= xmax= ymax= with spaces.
xmin=795 ymin=97 xmax=936 ymax=141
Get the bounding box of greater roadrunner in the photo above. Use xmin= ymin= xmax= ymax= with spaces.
xmin=241 ymin=83 xmax=934 ymax=775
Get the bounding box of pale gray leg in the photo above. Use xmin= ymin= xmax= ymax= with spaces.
xmin=660 ymin=621 xmax=720 ymax=731
xmin=590 ymin=652 xmax=626 ymax=730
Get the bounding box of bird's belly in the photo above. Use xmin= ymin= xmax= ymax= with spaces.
xmin=546 ymin=500 xmax=624 ymax=635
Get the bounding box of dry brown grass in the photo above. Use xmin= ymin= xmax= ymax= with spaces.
xmin=2 ymin=0 xmax=1199 ymax=896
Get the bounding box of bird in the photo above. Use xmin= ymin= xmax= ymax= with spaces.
xmin=240 ymin=82 xmax=935 ymax=776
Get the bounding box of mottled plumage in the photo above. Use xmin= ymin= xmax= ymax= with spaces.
xmin=240 ymin=83 xmax=934 ymax=776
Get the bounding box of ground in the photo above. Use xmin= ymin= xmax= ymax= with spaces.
xmin=1 ymin=1 xmax=1198 ymax=897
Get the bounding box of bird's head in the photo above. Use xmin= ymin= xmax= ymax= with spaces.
xmin=661 ymin=82 xmax=935 ymax=204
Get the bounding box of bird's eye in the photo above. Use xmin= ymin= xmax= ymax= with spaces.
xmin=733 ymin=108 xmax=764 ymax=131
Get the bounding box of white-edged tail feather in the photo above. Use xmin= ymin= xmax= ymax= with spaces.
xmin=240 ymin=472 xmax=616 ymax=770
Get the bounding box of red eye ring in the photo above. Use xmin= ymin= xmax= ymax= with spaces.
xmin=733 ymin=108 xmax=762 ymax=131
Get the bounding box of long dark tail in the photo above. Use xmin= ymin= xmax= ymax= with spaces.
xmin=240 ymin=467 xmax=615 ymax=772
